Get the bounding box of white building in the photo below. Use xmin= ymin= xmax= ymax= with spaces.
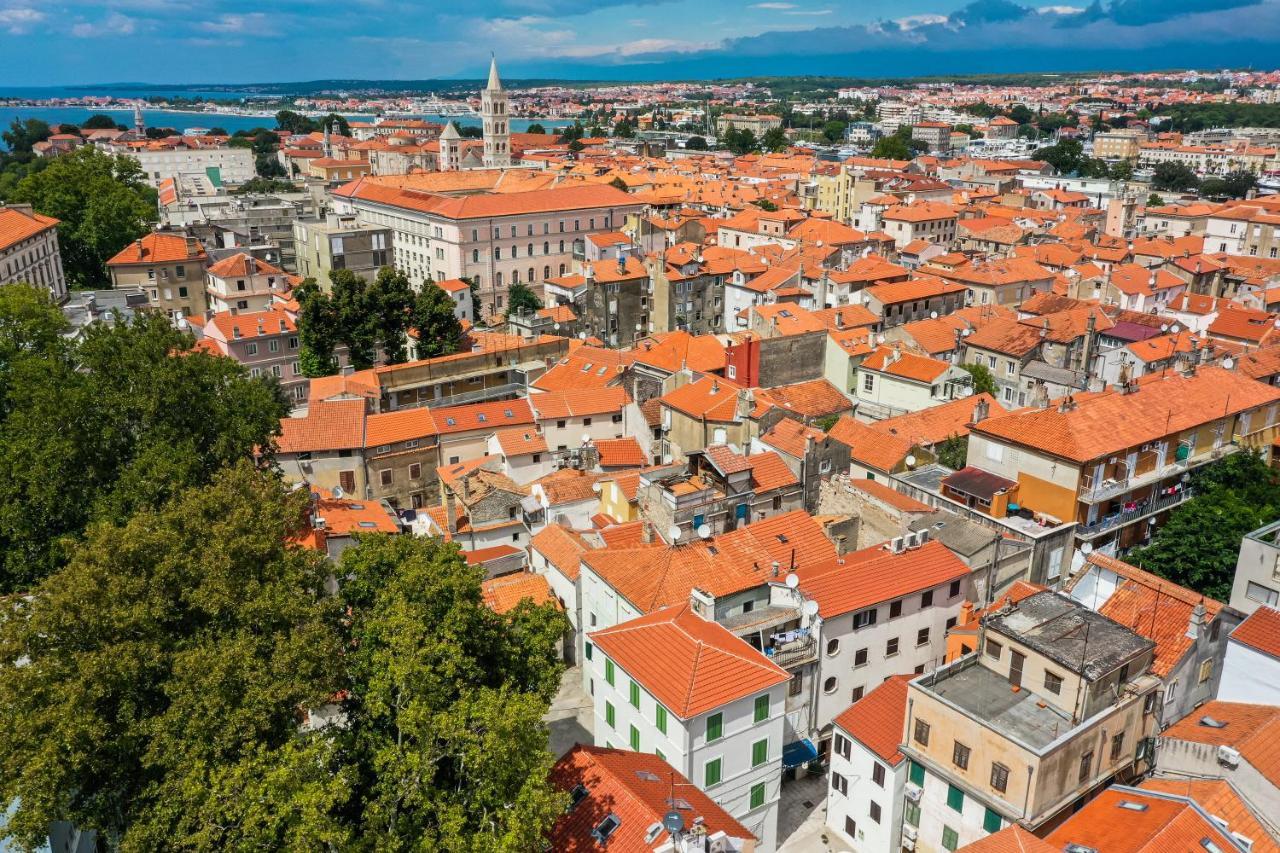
xmin=204 ymin=253 xmax=291 ymax=314
xmin=106 ymin=139 xmax=255 ymax=189
xmin=481 ymin=56 xmax=512 ymax=169
xmin=1218 ymin=605 xmax=1280 ymax=705
xmin=588 ymin=605 xmax=791 ymax=853
xmin=0 ymin=204 xmax=67 ymax=302
xmin=827 ymin=676 xmax=911 ymax=852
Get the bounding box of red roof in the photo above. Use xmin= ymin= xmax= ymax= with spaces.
xmin=548 ymin=746 xmax=752 ymax=852
xmin=1161 ymin=701 xmax=1280 ymax=788
xmin=589 ymin=605 xmax=789 ymax=718
xmin=530 ymin=387 xmax=629 ymax=420
xmin=1231 ymin=605 xmax=1280 ymax=659
xmin=480 ymin=570 xmax=556 ymax=614
xmin=276 ymin=399 xmax=365 ymax=453
xmin=796 ymin=539 xmax=969 ymax=619
xmin=832 ymin=675 xmax=912 ymax=766
xmin=0 ymin=206 xmax=58 ymax=253
xmin=432 ymin=398 xmax=533 ymax=435
xmin=594 ymin=437 xmax=647 ymax=468
xmin=1044 ymin=787 xmax=1243 ymax=853
xmin=107 ymin=232 xmax=205 ymax=265
xmin=206 ymin=252 xmax=284 ymax=279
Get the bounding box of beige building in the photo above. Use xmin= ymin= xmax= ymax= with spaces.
xmin=716 ymin=113 xmax=783 ymax=136
xmin=205 ymin=252 xmax=293 ymax=314
xmin=0 ymin=204 xmax=67 ymax=302
xmin=293 ymin=213 xmax=392 ymax=285
xmin=107 ymin=231 xmax=209 ymax=320
xmin=1092 ymin=129 xmax=1147 ymax=160
xmin=900 ymin=591 xmax=1160 ymax=851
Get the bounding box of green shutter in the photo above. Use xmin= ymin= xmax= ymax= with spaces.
xmin=904 ymin=801 xmax=921 ymax=827
xmin=754 ymin=694 xmax=770 ymax=722
xmin=584 ymin=641 xmax=593 ymax=660
xmin=605 ymin=659 xmax=614 ymax=686
xmin=605 ymin=701 xmax=615 ymax=729
xmin=983 ymin=808 xmax=1002 ymax=833
xmin=752 ymin=738 xmax=768 ymax=767
xmin=630 ymin=680 xmax=640 ymax=708
xmin=909 ymin=760 xmax=925 ymax=787
xmin=750 ymin=782 xmax=766 ymax=809
xmin=630 ymin=725 xmax=640 ymax=751
xmin=947 ymin=784 xmax=964 ymax=812
xmin=656 ymin=747 xmax=665 ymax=762
xmin=705 ymin=757 xmax=722 ymax=786
xmin=706 ymin=712 xmax=723 ymax=742
xmin=942 ymin=826 xmax=959 ymax=851
xmin=656 ymin=704 xmax=667 ymax=734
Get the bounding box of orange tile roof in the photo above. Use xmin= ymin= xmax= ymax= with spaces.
xmin=549 ymin=746 xmax=752 ymax=852
xmin=0 ymin=206 xmax=58 ymax=252
xmin=481 ymin=571 xmax=557 ymax=614
xmin=962 ymin=318 xmax=1045 ymax=357
xmin=748 ymin=451 xmax=799 ymax=493
xmin=589 ymin=605 xmax=790 ymax=719
xmin=832 ymin=675 xmax=912 ymax=766
xmin=365 ymin=407 xmax=437 ymax=447
xmin=276 ymin=399 xmax=366 ymax=453
xmin=534 ymin=468 xmax=605 ymax=506
xmin=206 ymin=252 xmax=284 ymax=279
xmin=972 ymin=366 xmax=1280 ymax=463
xmin=532 ymin=347 xmax=631 ymax=392
xmin=1230 ymin=605 xmax=1280 ymax=659
xmin=660 ymin=375 xmax=744 ymax=423
xmin=828 ymin=415 xmax=913 ymax=473
xmin=308 ymin=369 xmax=379 ymax=403
xmin=957 ymin=826 xmax=1060 ymax=853
xmin=493 ymin=426 xmax=548 ymax=457
xmin=882 ymin=201 xmax=957 ymax=223
xmin=864 ymin=276 xmax=967 ymax=306
xmin=530 ymin=524 xmax=591 ymax=581
xmin=758 ymin=418 xmax=827 ymax=459
xmin=1138 ymin=778 xmax=1279 ymax=853
xmin=796 ymin=539 xmax=969 ymax=619
xmin=848 ymin=478 xmax=932 ymax=513
xmin=594 ymin=437 xmax=646 ymax=468
xmin=873 ymin=393 xmax=1006 ymax=447
xmin=337 ymin=180 xmax=634 ymax=220
xmin=107 ymin=232 xmax=205 ymax=265
xmin=203 ymin=306 xmax=296 ymax=341
xmin=1160 ymin=701 xmax=1280 ymax=788
xmin=756 ymin=378 xmax=852 ymax=419
xmin=859 ymin=346 xmax=953 ymax=383
xmin=1208 ymin=306 xmax=1280 ymax=344
xmin=432 ymin=398 xmax=533 ymax=435
xmin=630 ymin=331 xmax=726 ymax=374
xmin=529 ymin=387 xmax=629 ymax=420
xmin=1044 ymin=787 xmax=1243 ymax=853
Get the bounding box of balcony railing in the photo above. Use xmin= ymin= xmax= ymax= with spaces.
xmin=1077 ymin=487 xmax=1194 ymax=539
xmin=766 ymin=636 xmax=816 ymax=669
xmin=1080 ymin=456 xmax=1197 ymax=504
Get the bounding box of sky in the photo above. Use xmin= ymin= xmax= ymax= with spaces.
xmin=1 ymin=0 xmax=1279 ymax=87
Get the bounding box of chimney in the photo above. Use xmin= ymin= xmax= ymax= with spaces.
xmin=1185 ymin=600 xmax=1208 ymax=640
xmin=835 ymin=310 xmax=844 ymax=330
xmin=444 ymin=492 xmax=457 ymax=534
xmin=461 ymin=474 xmax=470 ymax=503
xmin=958 ymin=600 xmax=975 ymax=628
xmin=185 ymin=236 xmax=199 ymax=257
xmin=972 ymin=397 xmax=989 ymax=424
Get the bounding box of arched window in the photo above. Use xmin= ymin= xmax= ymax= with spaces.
xmin=495 ymin=272 xmax=503 ymax=287
xmin=543 ymin=241 xmax=550 ymax=255
xmin=511 ymin=245 xmax=518 ymax=258
xmin=472 ymin=249 xmax=479 ymax=263
xmin=544 ymin=265 xmax=551 ymax=279
xmin=559 ymin=263 xmax=566 ymax=275
xmin=512 ymin=269 xmax=520 ymax=284
xmin=493 ymin=247 xmax=501 ymax=260
xmin=528 ymin=243 xmax=534 ymax=257
xmin=528 ymin=267 xmax=535 ymax=283
xmin=559 ymin=240 xmax=565 ymax=253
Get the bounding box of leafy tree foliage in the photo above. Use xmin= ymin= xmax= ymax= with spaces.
xmin=871 ymin=134 xmax=911 ymax=161
xmin=274 ymin=110 xmax=349 ymax=137
xmin=9 ymin=146 xmax=156 ymax=287
xmin=1129 ymin=451 xmax=1280 ymax=601
xmin=256 ymin=154 xmax=287 ymax=178
xmin=231 ymin=176 xmax=297 ymax=195
xmin=761 ymin=126 xmax=789 ymax=152
xmin=506 ymin=281 xmax=543 ymax=317
xmin=412 ymin=281 xmax=465 ymax=360
xmin=525 ymin=122 xmax=546 ymax=135
xmin=753 ymin=198 xmax=778 ymax=212
xmin=0 ymin=287 xmax=288 ymax=592
xmin=296 ymin=267 xmax=431 ymax=374
xmin=685 ymin=135 xmax=708 ymax=151
xmin=960 ymin=362 xmax=998 ymax=397
xmin=821 ymin=119 xmax=847 ymax=143
xmin=1033 ymin=138 xmax=1085 ymax=175
xmin=936 ymin=434 xmax=968 ymax=470
xmin=80 ymin=114 xmax=120 ymax=130
xmin=722 ymin=126 xmax=758 ymax=155
xmin=0 ymin=464 xmax=347 ymax=851
xmin=1152 ymin=161 xmax=1200 ymax=193
xmin=1 ymin=118 xmax=51 ymax=154
xmin=613 ymin=118 xmax=635 ymax=138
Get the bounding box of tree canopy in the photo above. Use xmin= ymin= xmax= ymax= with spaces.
xmin=0 ymin=286 xmax=288 ymax=592
xmin=960 ymin=362 xmax=998 ymax=397
xmin=684 ymin=135 xmax=707 ymax=151
xmin=1151 ymin=161 xmax=1200 ymax=193
xmin=412 ymin=281 xmax=465 ymax=360
xmin=871 ymin=133 xmax=911 ymax=161
xmin=506 ymin=281 xmax=543 ymax=317
xmin=9 ymin=146 xmax=157 ymax=287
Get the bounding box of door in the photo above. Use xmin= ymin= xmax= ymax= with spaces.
xmin=1009 ymin=650 xmax=1025 ymax=688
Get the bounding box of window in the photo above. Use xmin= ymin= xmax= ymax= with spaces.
xmin=629 ymin=724 xmax=640 ymax=751
xmin=917 ymin=627 xmax=930 ymax=646
xmin=890 ymin=599 xmax=903 ymax=619
xmin=339 ymin=471 xmax=355 ymax=493
xmin=990 ymin=762 xmax=1009 ymax=793
xmin=872 ymin=762 xmax=885 ymax=787
xmin=408 ymin=463 xmax=421 ymax=480
xmin=1245 ymin=581 xmax=1279 ymax=607
xmin=854 ymin=648 xmax=868 ymax=667
xmin=743 ymin=782 xmax=766 ymax=813
xmin=1078 ymin=750 xmax=1094 ymax=783
xmin=789 ymin=673 xmax=803 ymax=696
xmin=1110 ymin=732 xmax=1125 ymax=761
xmin=1044 ymin=671 xmax=1063 ymax=695
xmin=824 ymin=677 xmax=838 ymax=694
xmin=605 ymin=659 xmax=615 ymax=686
xmin=754 ymin=694 xmax=770 ymax=722
xmin=953 ymin=741 xmax=971 ymax=770
xmin=1198 ymin=659 xmax=1214 ymax=683
xmin=752 ymin=738 xmax=768 ymax=767
xmin=862 ymin=373 xmax=875 ymax=392
xmin=655 ymin=704 xmax=667 ymax=734
xmin=629 ymin=680 xmax=640 ymax=708
xmin=245 ymin=342 xmax=258 ymax=356
xmin=831 ymin=772 xmax=848 ymax=796
xmin=605 ymin=701 xmax=615 ymax=729
xmin=835 ymin=734 xmax=851 ymax=760
xmin=826 ymin=638 xmax=840 ymax=656
xmin=850 ymin=685 xmax=865 ymax=703
xmin=584 ymin=642 xmax=592 ymax=660
xmin=706 ymin=712 xmax=722 ymax=742
xmin=985 ymin=638 xmax=1002 ymax=660
xmin=853 ymin=608 xmax=877 ymax=629
xmin=921 ymin=590 xmax=934 ymax=607
xmin=949 ymin=579 xmax=961 ymax=598
xmin=704 ymin=758 xmax=722 ymax=787
xmin=947 ymin=784 xmax=964 ymax=812
xmin=942 ymin=826 xmax=959 ymax=852
xmin=886 ymin=637 xmax=899 ymax=656
xmin=914 ymin=719 xmax=930 ymax=746
xmin=909 ymin=760 xmax=925 ymax=787
xmin=984 ymin=808 xmax=1002 ymax=833
xmin=379 ymin=469 xmax=393 ymax=487
xmin=869 ymin=801 xmax=882 ymax=824
xmin=904 ymin=800 xmax=921 ymax=827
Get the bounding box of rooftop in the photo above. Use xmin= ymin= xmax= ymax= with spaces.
xmin=919 ymin=655 xmax=1074 ymax=750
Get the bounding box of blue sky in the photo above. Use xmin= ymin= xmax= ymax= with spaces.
xmin=1 ymin=0 xmax=1278 ymax=86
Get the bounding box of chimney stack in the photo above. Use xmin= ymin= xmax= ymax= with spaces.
xmin=1185 ymin=600 xmax=1208 ymax=640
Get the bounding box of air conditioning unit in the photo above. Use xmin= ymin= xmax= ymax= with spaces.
xmin=1218 ymin=745 xmax=1241 ymax=767
xmin=905 ymin=782 xmax=923 ymax=802
xmin=902 ymin=836 xmax=916 ymax=851
xmin=903 ymin=825 xmax=919 ymax=842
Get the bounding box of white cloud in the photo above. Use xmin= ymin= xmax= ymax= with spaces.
xmin=72 ymin=12 xmax=138 ymax=37
xmin=784 ymin=8 xmax=832 ymax=14
xmin=200 ymin=12 xmax=268 ymax=33
xmin=0 ymin=6 xmax=44 ymax=33
xmin=1036 ymin=4 xmax=1084 ymax=12
xmin=751 ymin=2 xmax=796 ymax=8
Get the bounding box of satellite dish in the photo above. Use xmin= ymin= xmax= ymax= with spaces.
xmin=785 ymin=572 xmax=799 ymax=589
xmin=1160 ymin=323 xmax=1169 ymax=332
xmin=578 ymin=331 xmax=588 ymax=339
xmin=962 ymin=328 xmax=972 ymax=337
xmin=176 ymin=317 xmax=189 ymax=330
xmin=961 ymin=386 xmax=974 ymax=397
xmin=332 ymin=486 xmax=344 ymax=500
xmin=697 ymin=523 xmax=712 ymax=539
xmin=581 ymin=433 xmax=592 ymax=445
xmin=592 ymin=482 xmax=602 ymax=493
xmin=929 ymin=310 xmax=938 ymax=319
xmin=905 ymin=454 xmax=917 ymax=467
xmin=1081 ymin=542 xmax=1093 ymax=554
xmin=876 ymin=333 xmax=886 ymax=344
xmin=1170 ymin=324 xmax=1180 ymax=334
xmin=803 ymin=600 xmax=820 ymax=617
xmin=667 ymin=524 xmax=682 ymax=543
xmin=553 ymin=322 xmax=561 ymax=331
xmin=663 ymin=811 xmax=685 ymax=834
xmin=1223 ymin=356 xmax=1235 ymax=369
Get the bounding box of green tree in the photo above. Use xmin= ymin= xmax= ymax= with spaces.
xmin=0 ymin=464 xmax=347 ymax=851
xmin=1032 ymin=139 xmax=1085 ymax=175
xmin=295 ymin=277 xmax=341 ymax=377
xmin=723 ymin=126 xmax=758 ymax=156
xmin=506 ymin=281 xmax=542 ymax=317
xmin=319 ymin=113 xmax=351 ymax=137
xmin=871 ymin=134 xmax=911 ymax=161
xmin=80 ymin=113 xmax=119 ymax=130
xmin=1008 ymin=105 xmax=1034 ymax=125
xmin=1147 ymin=193 xmax=1166 ymax=208
xmin=761 ymin=126 xmax=789 ymax=152
xmin=10 ymin=146 xmax=156 ymax=287
xmin=1 ymin=118 xmax=51 ymax=155
xmin=275 ymin=109 xmax=314 ymax=134
xmin=821 ymin=119 xmax=848 ymax=143
xmin=1151 ymin=161 xmax=1200 ymax=192
xmin=207 ymin=126 xmax=229 ymax=136
xmin=525 ymin=122 xmax=546 ymax=135
xmin=368 ymin=266 xmax=415 ymax=364
xmin=1109 ymin=159 xmax=1135 ymax=181
xmin=960 ymin=363 xmax=998 ymax=397
xmin=0 ymin=290 xmax=288 ymax=592
xmin=936 ymin=434 xmax=968 ymax=470
xmin=608 ymin=176 xmax=629 ymax=192
xmin=1221 ymin=170 xmax=1257 ymax=199
xmin=1129 ymin=451 xmax=1280 ymax=601
xmin=685 ymin=135 xmax=708 ymax=151
xmin=614 ymin=118 xmax=635 ymax=138
xmin=568 ymin=139 xmax=585 ymax=153
xmin=334 ymin=534 xmax=568 ymax=849
xmin=256 ymin=154 xmax=287 ymax=178
xmin=753 ymin=198 xmax=778 ymax=212
xmin=1199 ymin=177 xmax=1229 ymax=198
xmin=411 ymin=281 xmax=465 ymax=360
xmin=231 ymin=176 xmax=297 ymax=195
xmin=329 ymin=269 xmax=379 ymax=370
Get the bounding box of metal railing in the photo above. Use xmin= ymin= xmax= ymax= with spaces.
xmin=768 ymin=636 xmax=817 ymax=669
xmin=1077 ymin=487 xmax=1194 ymax=538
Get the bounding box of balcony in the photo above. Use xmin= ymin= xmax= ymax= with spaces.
xmin=766 ymin=634 xmax=817 ymax=669
xmin=1080 ymin=451 xmax=1206 ymax=504
xmin=1077 ymin=486 xmax=1194 ymax=539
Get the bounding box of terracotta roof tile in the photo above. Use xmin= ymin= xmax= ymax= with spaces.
xmin=796 ymin=539 xmax=969 ymax=619
xmin=832 ymin=675 xmax=912 ymax=766
xmin=1161 ymin=701 xmax=1280 ymax=788
xmin=1138 ymin=778 xmax=1279 ymax=853
xmin=433 ymin=399 xmax=534 ymax=435
xmin=828 ymin=415 xmax=913 ymax=473
xmin=530 ymin=387 xmax=629 ymax=420
xmin=0 ymin=206 xmax=58 ymax=253
xmin=276 ymin=399 xmax=365 ymax=453
xmin=873 ymin=393 xmax=1006 ymax=447
xmin=366 ymin=407 xmax=438 ymax=447
xmin=1230 ymin=605 xmax=1280 ymax=659
xmin=531 ymin=524 xmax=591 ymax=581
xmin=107 ymin=232 xmax=205 ymax=265
xmin=481 ymin=571 xmax=557 ymax=614
xmin=1044 ymin=787 xmax=1244 ymax=853
xmin=748 ymin=451 xmax=799 ymax=493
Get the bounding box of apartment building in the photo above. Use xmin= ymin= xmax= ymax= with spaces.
xmin=1219 ymin=606 xmax=1280 ymax=705
xmin=901 ymin=590 xmax=1160 ymax=851
xmin=715 ymin=114 xmax=783 ymax=136
xmin=927 ymin=257 xmax=1056 ymax=309
xmin=587 ymin=605 xmax=791 ymax=853
xmin=860 ymin=277 xmax=968 ymax=329
xmin=958 ymin=365 xmax=1280 ymax=555
xmin=205 ymin=253 xmax=293 ymax=313
xmin=912 ymin=123 xmax=953 ymax=153
xmin=881 ymin=203 xmax=958 ymax=250
xmin=1204 ymin=198 xmax=1280 ymax=259
xmin=1093 ymin=129 xmax=1147 ymax=160
xmin=333 ymin=180 xmax=642 ymax=318
xmin=854 ymin=346 xmax=975 ymax=421
xmin=0 ymin=204 xmax=67 ymax=302
xmin=193 ymin=305 xmax=307 ymax=401
xmin=293 ymin=213 xmax=392 ymax=284
xmin=1228 ymin=518 xmax=1280 ymax=616
xmin=364 ymin=407 xmax=441 ymax=510
xmin=104 ymin=137 xmax=256 ymax=188
xmin=107 ymin=231 xmax=208 ymax=320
